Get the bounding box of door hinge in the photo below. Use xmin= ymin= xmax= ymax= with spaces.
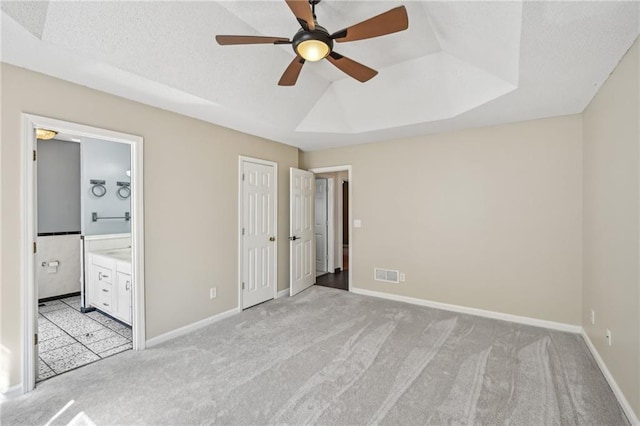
xmin=242 ymin=173 xmax=245 ymax=181
xmin=242 ymin=228 xmax=245 ymax=236
xmin=242 ymin=282 xmax=245 ymax=290
xmin=33 ymin=150 xmax=37 ymax=161
xmin=33 ymin=242 xmax=37 ymax=254
xmin=34 ymin=334 xmax=38 ymax=346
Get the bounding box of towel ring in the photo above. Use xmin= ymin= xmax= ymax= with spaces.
xmin=90 ymin=180 xmax=107 ymax=198
xmin=117 ymin=185 xmax=131 ymax=199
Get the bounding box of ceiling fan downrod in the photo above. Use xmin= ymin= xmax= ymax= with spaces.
xmin=310 ymin=0 xmax=320 ymax=21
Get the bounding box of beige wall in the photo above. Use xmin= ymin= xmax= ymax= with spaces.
xmin=583 ymin=39 xmax=640 ymax=417
xmin=302 ymin=115 xmax=584 ymax=325
xmin=0 ymin=63 xmax=298 ymax=388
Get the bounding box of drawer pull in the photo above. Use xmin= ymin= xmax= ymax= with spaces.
xmin=102 ymin=289 xmax=109 ymax=293
xmin=98 ymin=272 xmax=109 ymax=280
xmin=102 ymin=303 xmax=109 ymax=307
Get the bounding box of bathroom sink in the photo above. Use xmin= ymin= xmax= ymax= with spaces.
xmin=92 ymin=248 xmax=131 ymax=263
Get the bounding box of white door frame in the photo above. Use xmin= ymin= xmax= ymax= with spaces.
xmin=21 ymin=114 xmax=146 ymax=394
xmin=308 ymin=166 xmax=353 ymax=291
xmin=237 ymin=156 xmax=278 ymax=309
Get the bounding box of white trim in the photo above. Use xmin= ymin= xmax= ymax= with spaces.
xmin=581 ymin=330 xmax=639 ymax=425
xmin=0 ymin=385 xmax=24 ymax=402
xmin=276 ymin=289 xmax=290 ymax=299
xmin=21 ymin=114 xmax=146 ymax=394
xmin=351 ymin=287 xmax=582 ymax=333
xmin=145 ymin=307 xmax=240 ymax=347
xmin=237 ymin=156 xmax=278 ymax=310
xmin=308 ymin=166 xmax=352 ymax=292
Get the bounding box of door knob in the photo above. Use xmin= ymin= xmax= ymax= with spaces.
xmin=288 ymin=236 xmax=300 ymax=241
xmin=269 ymin=236 xmax=276 ymax=241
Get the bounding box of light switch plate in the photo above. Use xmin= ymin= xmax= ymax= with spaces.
xmin=354 ymin=219 xmax=362 ymax=228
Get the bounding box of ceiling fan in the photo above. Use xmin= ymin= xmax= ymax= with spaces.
xmin=215 ymin=0 xmax=409 ymax=86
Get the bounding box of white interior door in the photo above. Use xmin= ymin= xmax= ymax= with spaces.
xmin=315 ymin=178 xmax=328 ymax=273
xmin=241 ymin=160 xmax=276 ymax=309
xmin=290 ymin=168 xmax=315 ymax=296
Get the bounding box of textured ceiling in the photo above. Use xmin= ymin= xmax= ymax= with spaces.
xmin=1 ymin=1 xmax=638 ymax=150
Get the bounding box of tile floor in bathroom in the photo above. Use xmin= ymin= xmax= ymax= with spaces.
xmin=37 ymin=295 xmax=132 ymax=382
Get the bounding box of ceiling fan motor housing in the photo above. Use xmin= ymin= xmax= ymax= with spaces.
xmin=292 ymin=24 xmax=334 ymax=61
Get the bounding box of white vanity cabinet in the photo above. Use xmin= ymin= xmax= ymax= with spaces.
xmin=94 ymin=264 xmax=114 ymax=312
xmin=87 ymin=250 xmax=132 ymax=325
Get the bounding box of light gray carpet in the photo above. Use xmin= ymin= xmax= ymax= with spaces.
xmin=1 ymin=286 xmax=629 ymax=425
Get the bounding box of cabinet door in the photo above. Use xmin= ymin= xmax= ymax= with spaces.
xmin=116 ymin=272 xmax=132 ymax=325
xmin=91 ymin=264 xmax=114 ymax=313
xmin=88 ymin=263 xmax=111 ymax=308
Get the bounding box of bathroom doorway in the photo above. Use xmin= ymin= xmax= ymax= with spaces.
xmin=22 ymin=115 xmax=145 ymax=393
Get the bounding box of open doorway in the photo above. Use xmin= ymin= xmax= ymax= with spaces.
xmin=22 ymin=115 xmax=145 ymax=393
xmin=309 ymin=168 xmax=351 ymax=291
xmin=36 ymin=133 xmax=134 ymax=382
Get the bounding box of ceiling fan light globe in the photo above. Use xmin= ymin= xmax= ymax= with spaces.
xmin=296 ymin=40 xmax=330 ymax=62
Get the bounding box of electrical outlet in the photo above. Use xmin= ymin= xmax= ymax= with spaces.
xmin=605 ymin=329 xmax=612 ymax=346
xmin=399 ymin=273 xmax=406 ymax=282
xmin=590 ymin=309 xmax=595 ymax=325
xmin=210 ymin=287 xmax=217 ymax=299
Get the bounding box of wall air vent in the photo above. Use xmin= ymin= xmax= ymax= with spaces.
xmin=374 ymin=268 xmax=400 ymax=283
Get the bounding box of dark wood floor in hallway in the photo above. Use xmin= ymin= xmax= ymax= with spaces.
xmin=316 ymin=270 xmax=349 ymax=291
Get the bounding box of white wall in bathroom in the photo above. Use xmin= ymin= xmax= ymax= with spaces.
xmin=81 ymin=137 xmax=131 ymax=235
xmin=37 ymin=139 xmax=81 ymax=234
xmin=36 ymin=235 xmax=81 ymax=299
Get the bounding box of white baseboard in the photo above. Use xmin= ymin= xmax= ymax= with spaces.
xmin=351 ymin=287 xmax=582 ymax=334
xmin=581 ymin=330 xmax=639 ymax=425
xmin=0 ymin=384 xmax=23 ymax=402
xmin=276 ymin=289 xmax=289 ymax=299
xmin=146 ymin=307 xmax=240 ymax=347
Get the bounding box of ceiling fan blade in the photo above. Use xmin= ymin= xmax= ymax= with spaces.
xmin=285 ymin=0 xmax=315 ymax=31
xmin=330 ymin=6 xmax=408 ymax=43
xmin=216 ymin=35 xmax=291 ymax=45
xmin=279 ymin=56 xmax=306 ymax=86
xmin=326 ymin=52 xmax=378 ymax=83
